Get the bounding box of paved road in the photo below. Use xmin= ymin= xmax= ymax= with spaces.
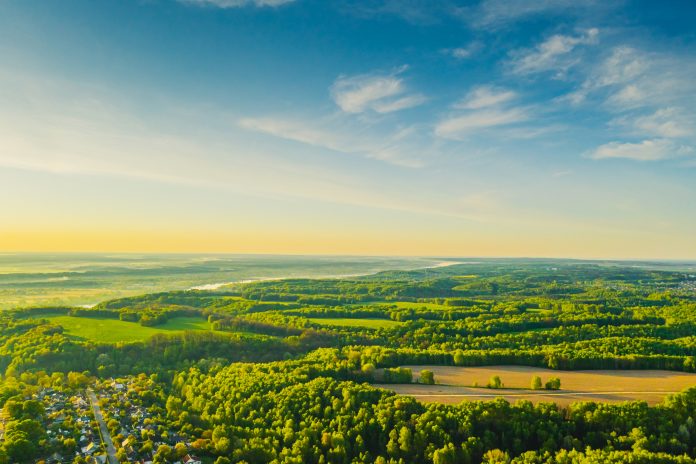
xmin=87 ymin=389 xmax=118 ymax=464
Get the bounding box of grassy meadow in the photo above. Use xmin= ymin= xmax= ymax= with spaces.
xmin=307 ymin=317 xmax=401 ymax=329
xmin=37 ymin=315 xmax=213 ymax=343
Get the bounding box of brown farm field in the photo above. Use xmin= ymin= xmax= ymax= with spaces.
xmin=376 ymin=365 xmax=696 ymax=405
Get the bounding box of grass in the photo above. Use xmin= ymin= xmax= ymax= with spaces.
xmin=40 ymin=315 xmax=213 ymax=343
xmin=307 ymin=317 xmax=401 ymax=329
xmin=377 ymin=365 xmax=696 ymax=405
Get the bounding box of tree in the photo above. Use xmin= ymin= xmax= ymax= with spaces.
xmin=531 ymin=375 xmax=542 ymax=390
xmin=66 ymin=371 xmax=90 ymax=389
xmin=215 ymin=437 xmax=231 ymax=454
xmin=545 ymin=377 xmax=561 ymax=390
xmin=361 ymin=363 xmax=376 ymax=377
xmin=4 ymin=400 xmax=23 ymax=419
xmin=116 ymin=448 xmax=128 ymax=463
xmin=420 ymin=369 xmax=435 ymax=385
xmin=174 ymin=442 xmax=188 ymax=459
xmin=154 ymin=444 xmax=173 ymax=463
xmin=433 ymin=443 xmax=457 ymax=464
xmin=4 ymin=434 xmax=35 ymax=462
xmin=488 ymin=376 xmax=502 ymax=389
xmin=63 ymin=437 xmax=77 ymax=452
xmin=398 ymin=426 xmax=412 ymax=455
xmin=483 ymin=449 xmax=510 ymax=463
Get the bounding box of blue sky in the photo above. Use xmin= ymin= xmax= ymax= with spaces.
xmin=1 ymin=0 xmax=695 ymax=258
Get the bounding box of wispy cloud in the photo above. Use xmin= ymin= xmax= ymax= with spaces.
xmin=588 ymin=139 xmax=692 ymax=161
xmin=562 ymin=46 xmax=694 ymax=110
xmin=179 ymin=0 xmax=296 ymax=8
xmin=239 ymin=116 xmax=426 ymax=167
xmin=560 ymin=46 xmax=648 ymax=106
xmin=461 ymin=0 xmax=609 ymax=29
xmin=454 ymin=86 xmax=517 ymax=110
xmin=435 ymin=84 xmax=535 ymax=140
xmin=435 ymin=108 xmax=529 ymax=140
xmin=340 ymin=0 xmax=450 ymax=25
xmin=560 ymin=45 xmax=696 ymax=163
xmin=631 ymin=108 xmax=693 ymax=138
xmin=372 ymin=94 xmax=428 ymax=113
xmin=509 ymin=28 xmax=599 ymax=77
xmin=330 ymin=67 xmax=426 ymax=114
xmin=442 ymin=41 xmax=483 ymax=60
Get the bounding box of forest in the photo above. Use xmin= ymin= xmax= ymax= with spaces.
xmin=0 ymin=259 xmax=695 ymax=463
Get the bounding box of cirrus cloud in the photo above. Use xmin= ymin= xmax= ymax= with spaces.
xmin=454 ymin=86 xmax=517 ymax=110
xmin=179 ymin=0 xmax=295 ymax=8
xmin=588 ymin=139 xmax=693 ymax=161
xmin=330 ymin=67 xmax=426 ymax=114
xmin=509 ymin=28 xmax=599 ymax=77
xmin=435 ymin=108 xmax=529 ymax=140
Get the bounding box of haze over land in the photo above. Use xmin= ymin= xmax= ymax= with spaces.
xmin=0 ymin=253 xmax=442 ymax=309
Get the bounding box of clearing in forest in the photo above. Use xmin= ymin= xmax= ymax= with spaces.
xmin=307 ymin=317 xmax=401 ymax=329
xmin=38 ymin=315 xmax=214 ymax=343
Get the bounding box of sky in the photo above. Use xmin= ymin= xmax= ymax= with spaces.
xmin=0 ymin=0 xmax=695 ymax=259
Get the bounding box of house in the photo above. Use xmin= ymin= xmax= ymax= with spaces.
xmin=183 ymin=455 xmax=202 ymax=464
xmin=112 ymin=381 xmax=126 ymax=391
xmin=82 ymin=442 xmax=98 ymax=455
xmin=47 ymin=452 xmax=63 ymax=463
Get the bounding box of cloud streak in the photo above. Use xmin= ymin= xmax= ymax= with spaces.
xmin=442 ymin=41 xmax=483 ymax=60
xmin=330 ymin=67 xmax=426 ymax=114
xmin=462 ymin=0 xmax=609 ymax=29
xmin=179 ymin=0 xmax=296 ymax=8
xmin=435 ymin=108 xmax=529 ymax=140
xmin=454 ymin=86 xmax=517 ymax=110
xmin=509 ymin=28 xmax=599 ymax=76
xmin=588 ymin=139 xmax=691 ymax=161
xmin=239 ymin=116 xmax=427 ymax=167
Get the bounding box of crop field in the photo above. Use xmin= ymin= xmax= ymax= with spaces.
xmin=377 ymin=365 xmax=696 ymax=405
xmin=307 ymin=317 xmax=401 ymax=329
xmin=38 ymin=315 xmax=213 ymax=343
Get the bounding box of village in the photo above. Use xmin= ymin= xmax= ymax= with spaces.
xmin=0 ymin=377 xmax=204 ymax=464
xmin=94 ymin=377 xmax=202 ymax=464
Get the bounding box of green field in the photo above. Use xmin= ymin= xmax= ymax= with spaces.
xmin=40 ymin=315 xmax=213 ymax=343
xmin=308 ymin=317 xmax=401 ymax=329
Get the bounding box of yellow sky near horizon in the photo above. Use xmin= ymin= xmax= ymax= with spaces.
xmin=2 ymin=225 xmax=693 ymax=260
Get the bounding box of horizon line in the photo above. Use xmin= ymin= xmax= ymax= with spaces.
xmin=1 ymin=251 xmax=695 ymax=263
